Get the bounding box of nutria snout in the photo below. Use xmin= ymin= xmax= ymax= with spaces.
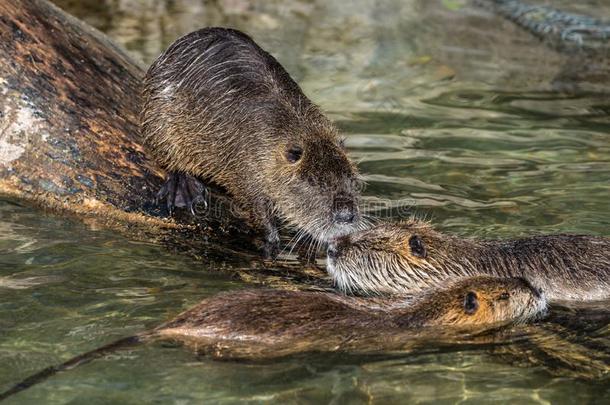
xmin=141 ymin=27 xmax=361 ymax=256
xmin=326 ymin=220 xmax=609 ymax=301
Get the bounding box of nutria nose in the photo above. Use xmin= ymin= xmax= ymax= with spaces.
xmin=333 ymin=196 xmax=356 ymax=224
xmin=335 ymin=209 xmax=355 ymax=224
xmin=327 ymin=244 xmax=339 ymax=259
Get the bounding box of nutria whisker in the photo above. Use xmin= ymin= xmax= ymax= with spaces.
xmin=306 ymin=220 xmax=331 ymax=260
xmin=280 ymin=225 xmax=315 ymax=260
xmin=280 ymin=227 xmax=307 ymax=258
xmin=358 ymin=213 xmax=377 ymax=230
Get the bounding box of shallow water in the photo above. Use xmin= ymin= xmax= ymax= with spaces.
xmin=1 ymin=0 xmax=609 ymax=403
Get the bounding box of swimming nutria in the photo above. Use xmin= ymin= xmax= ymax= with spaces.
xmin=0 ymin=276 xmax=546 ymax=400
xmin=327 ymin=220 xmax=610 ymax=301
xmin=141 ymin=27 xmax=361 ymax=257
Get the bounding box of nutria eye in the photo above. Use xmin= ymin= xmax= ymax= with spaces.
xmin=286 ymin=146 xmax=303 ymax=163
xmin=408 ymin=235 xmax=426 ymax=258
xmin=499 ymin=292 xmax=510 ymax=300
xmin=464 ymin=291 xmax=479 ymax=315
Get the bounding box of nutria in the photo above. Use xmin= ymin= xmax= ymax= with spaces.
xmin=0 ymin=276 xmax=546 ymax=400
xmin=327 ymin=220 xmax=610 ymax=301
xmin=141 ymin=27 xmax=361 ymax=257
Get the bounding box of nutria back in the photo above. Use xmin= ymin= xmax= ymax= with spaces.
xmin=327 ymin=220 xmax=610 ymax=301
xmin=141 ymin=28 xmax=361 ymax=249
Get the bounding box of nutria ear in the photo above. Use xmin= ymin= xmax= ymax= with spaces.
xmin=464 ymin=292 xmax=479 ymax=314
xmin=408 ymin=235 xmax=427 ymax=258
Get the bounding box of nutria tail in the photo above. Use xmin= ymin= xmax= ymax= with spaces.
xmin=0 ymin=335 xmax=143 ymax=401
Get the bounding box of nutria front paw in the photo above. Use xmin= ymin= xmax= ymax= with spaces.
xmin=262 ymin=223 xmax=280 ymax=260
xmin=156 ymin=172 xmax=208 ymax=216
xmin=263 ymin=238 xmax=280 ymax=260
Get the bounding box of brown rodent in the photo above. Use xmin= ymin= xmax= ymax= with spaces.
xmin=158 ymin=276 xmax=545 ymax=339
xmin=0 ymin=276 xmax=546 ymax=400
xmin=327 ymin=220 xmax=610 ymax=301
xmin=141 ymin=27 xmax=361 ymax=257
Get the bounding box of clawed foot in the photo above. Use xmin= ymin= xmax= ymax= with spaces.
xmin=156 ymin=172 xmax=207 ymax=216
xmin=263 ymin=236 xmax=280 ymax=260
xmin=262 ymin=214 xmax=280 ymax=260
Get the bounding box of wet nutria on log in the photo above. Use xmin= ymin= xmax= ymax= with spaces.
xmin=327 ymin=220 xmax=610 ymax=301
xmin=0 ymin=276 xmax=546 ymax=400
xmin=142 ymin=28 xmax=362 ymax=257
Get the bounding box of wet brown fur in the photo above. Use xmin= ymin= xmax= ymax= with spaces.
xmin=156 ymin=276 xmax=545 ymax=348
xmin=141 ymin=27 xmax=360 ymax=244
xmin=327 ymin=220 xmax=610 ymax=301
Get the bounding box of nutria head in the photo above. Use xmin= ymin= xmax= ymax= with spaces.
xmin=266 ymin=109 xmax=361 ymax=241
xmin=398 ymin=276 xmax=547 ymax=327
xmin=327 ymin=220 xmax=465 ymax=295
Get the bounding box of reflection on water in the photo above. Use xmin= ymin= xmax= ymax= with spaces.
xmin=53 ymin=0 xmax=610 ymax=94
xmin=1 ymin=0 xmax=609 ymax=403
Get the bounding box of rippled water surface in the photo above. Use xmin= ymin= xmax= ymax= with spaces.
xmin=1 ymin=0 xmax=609 ymax=403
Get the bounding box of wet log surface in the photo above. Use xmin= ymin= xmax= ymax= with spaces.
xmin=0 ymin=0 xmax=329 ymax=289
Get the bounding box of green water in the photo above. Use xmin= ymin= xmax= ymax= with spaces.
xmin=1 ymin=0 xmax=609 ymax=403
